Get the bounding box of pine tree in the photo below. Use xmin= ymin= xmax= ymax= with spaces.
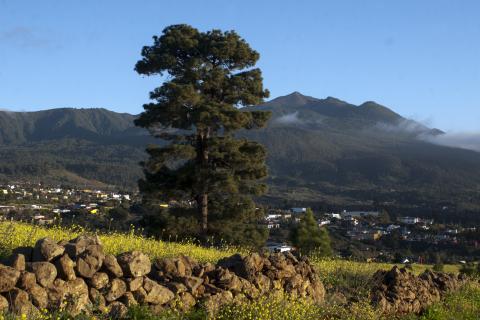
xmin=290 ymin=209 xmax=332 ymax=256
xmin=134 ymin=25 xmax=271 ymax=246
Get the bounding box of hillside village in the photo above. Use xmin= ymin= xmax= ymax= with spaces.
xmin=1 ymin=182 xmax=477 ymax=264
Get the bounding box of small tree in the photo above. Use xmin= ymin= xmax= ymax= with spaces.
xmin=378 ymin=209 xmax=391 ymax=224
xmin=432 ymin=253 xmax=444 ymax=272
xmin=290 ymin=208 xmax=332 ymax=257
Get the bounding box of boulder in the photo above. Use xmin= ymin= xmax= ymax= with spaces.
xmin=29 ymin=262 xmax=57 ymax=287
xmin=0 ymin=295 xmax=9 ymax=312
xmin=75 ymin=244 xmax=105 ymax=278
xmin=203 ymin=290 xmax=233 ymax=316
xmin=178 ymin=292 xmax=196 ymax=311
xmin=105 ymin=278 xmax=127 ymax=302
xmin=6 ymin=288 xmax=35 ymax=315
xmin=89 ymin=287 xmax=107 ymax=311
xmin=143 ymin=277 xmax=174 ymax=305
xmin=119 ymin=291 xmax=138 ymax=307
xmin=88 ymin=272 xmax=109 ymax=289
xmin=0 ymin=264 xmax=21 ymax=292
xmin=27 ymin=284 xmax=48 ymax=309
xmin=167 ymin=281 xmax=188 ymax=294
xmin=55 ymin=254 xmax=76 ymax=281
xmin=117 ymin=251 xmax=151 ymax=277
xmin=102 ymin=254 xmax=124 ymax=278
xmin=132 ymin=287 xmax=148 ymax=304
xmin=213 ymin=268 xmax=243 ymax=293
xmin=33 ymin=237 xmax=65 ymax=262
xmin=65 ymin=278 xmax=91 ymax=316
xmin=125 ymin=277 xmax=143 ymax=292
xmin=46 ymin=278 xmax=67 ymax=308
xmin=108 ymin=301 xmax=128 ymax=319
xmin=218 ymin=253 xmax=264 ymax=281
xmin=65 ymin=235 xmax=102 ymax=259
xmin=17 ymin=271 xmax=37 ymax=290
xmin=10 ymin=253 xmax=26 ymax=271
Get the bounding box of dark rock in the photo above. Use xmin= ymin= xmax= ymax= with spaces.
xmin=17 ymin=271 xmax=36 ymax=290
xmin=10 ymin=253 xmax=26 ymax=271
xmin=108 ymin=301 xmax=128 ymax=319
xmin=125 ymin=277 xmax=143 ymax=292
xmin=117 ymin=251 xmax=151 ymax=277
xmin=0 ymin=264 xmax=21 ymax=292
xmin=105 ymin=278 xmax=127 ymax=302
xmin=27 ymin=284 xmax=48 ymax=309
xmin=75 ymin=244 xmax=105 ymax=278
xmin=119 ymin=291 xmax=138 ymax=307
xmin=102 ymin=254 xmax=123 ymax=278
xmin=88 ymin=272 xmax=109 ymax=289
xmin=29 ymin=262 xmax=57 ymax=287
xmin=55 ymin=254 xmax=76 ymax=281
xmin=143 ymin=277 xmax=174 ymax=305
xmin=65 ymin=235 xmax=102 ymax=259
xmin=33 ymin=237 xmax=65 ymax=262
xmin=0 ymin=295 xmax=8 ymax=312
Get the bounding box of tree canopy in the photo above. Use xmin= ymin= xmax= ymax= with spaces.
xmin=290 ymin=209 xmax=332 ymax=256
xmin=134 ymin=24 xmax=271 ymax=246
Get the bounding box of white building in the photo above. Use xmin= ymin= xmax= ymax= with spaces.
xmin=398 ymin=216 xmax=420 ymax=224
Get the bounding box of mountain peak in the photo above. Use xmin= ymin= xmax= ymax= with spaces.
xmin=263 ymin=91 xmax=318 ymax=108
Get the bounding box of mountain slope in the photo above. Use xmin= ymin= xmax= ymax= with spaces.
xmin=1 ymin=94 xmax=479 ymax=208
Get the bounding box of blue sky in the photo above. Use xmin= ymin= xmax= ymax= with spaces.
xmin=1 ymin=0 xmax=479 ymax=131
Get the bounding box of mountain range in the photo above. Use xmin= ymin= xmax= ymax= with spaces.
xmin=1 ymin=92 xmax=479 ymax=208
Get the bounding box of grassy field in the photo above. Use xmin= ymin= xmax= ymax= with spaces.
xmin=0 ymin=221 xmax=476 ymax=320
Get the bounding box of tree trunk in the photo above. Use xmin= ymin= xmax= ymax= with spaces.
xmin=200 ymin=193 xmax=208 ymax=234
xmin=196 ymin=128 xmax=210 ymax=239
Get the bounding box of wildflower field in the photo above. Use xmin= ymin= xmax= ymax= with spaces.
xmin=0 ymin=221 xmax=477 ymax=320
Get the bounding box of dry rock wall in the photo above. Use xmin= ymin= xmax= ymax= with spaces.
xmin=0 ymin=235 xmax=325 ymax=318
xmin=371 ymin=266 xmax=466 ymax=315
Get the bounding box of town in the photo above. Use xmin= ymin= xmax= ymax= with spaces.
xmin=1 ymin=182 xmax=477 ymax=265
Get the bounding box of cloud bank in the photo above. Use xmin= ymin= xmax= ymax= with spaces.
xmin=421 ymin=132 xmax=480 ymax=152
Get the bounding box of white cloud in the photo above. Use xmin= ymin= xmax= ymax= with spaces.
xmin=375 ymin=119 xmax=430 ymax=134
xmin=274 ymin=111 xmax=302 ymax=125
xmin=421 ymin=132 xmax=480 ymax=152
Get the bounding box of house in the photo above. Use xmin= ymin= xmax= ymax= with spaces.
xmin=398 ymin=216 xmax=420 ymax=224
xmin=0 ymin=205 xmax=16 ymax=213
xmin=318 ymin=219 xmax=331 ymax=227
xmin=347 ymin=229 xmax=382 ymax=241
xmin=266 ymin=214 xmax=282 ymax=221
xmin=342 ymin=210 xmax=380 ymax=218
xmin=291 ymin=208 xmax=307 ymax=214
xmin=266 ymin=243 xmax=292 ymax=253
xmin=325 ymin=213 xmax=341 ymax=219
xmin=386 ymin=224 xmax=401 ymax=232
xmin=344 ymin=216 xmax=359 ymax=226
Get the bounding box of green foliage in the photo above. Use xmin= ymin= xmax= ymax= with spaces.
xmin=134 ymin=24 xmax=270 ymax=245
xmin=459 ymin=262 xmax=479 ymax=277
xmin=290 ymin=208 xmax=332 ymax=256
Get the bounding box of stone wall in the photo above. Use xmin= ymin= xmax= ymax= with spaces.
xmin=0 ymin=235 xmax=325 ymax=318
xmin=371 ymin=266 xmax=466 ymax=315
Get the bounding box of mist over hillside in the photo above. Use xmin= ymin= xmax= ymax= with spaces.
xmin=1 ymin=92 xmax=479 ymax=207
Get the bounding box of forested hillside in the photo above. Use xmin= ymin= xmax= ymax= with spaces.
xmin=1 ymin=93 xmax=480 ymax=208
